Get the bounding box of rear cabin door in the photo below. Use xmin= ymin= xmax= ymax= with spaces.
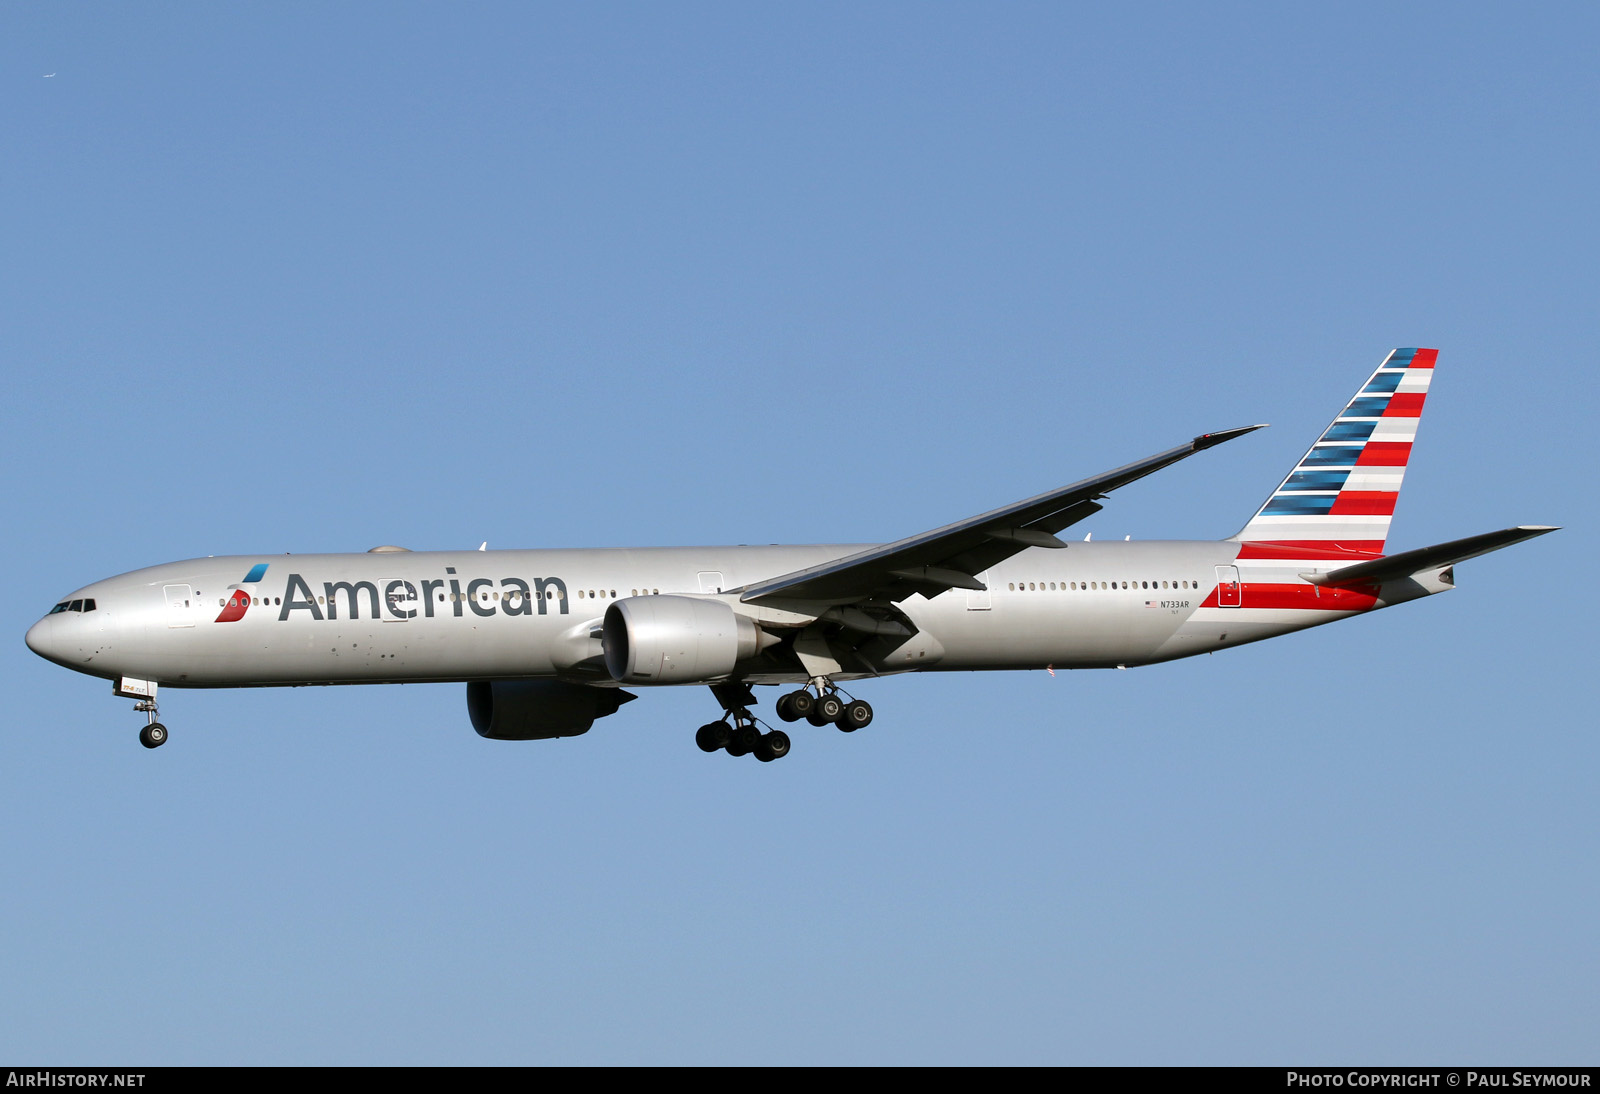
xmin=1215 ymin=565 xmax=1242 ymax=608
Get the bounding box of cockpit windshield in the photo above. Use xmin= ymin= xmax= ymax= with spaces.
xmin=48 ymin=599 xmax=96 ymax=614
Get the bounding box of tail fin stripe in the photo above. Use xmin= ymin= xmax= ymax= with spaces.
xmin=1262 ymin=496 xmax=1337 ymax=516
xmin=1322 ymin=421 xmax=1379 ymax=443
xmin=1345 ymin=470 xmax=1404 ymax=489
xmin=1285 ymin=470 xmax=1352 ymax=490
xmin=1328 ymin=493 xmax=1398 ymax=516
xmin=1384 ymin=392 xmax=1427 ymax=416
xmin=1356 ymin=442 xmax=1412 ymax=466
xmin=1301 ymin=445 xmax=1365 ymax=466
xmin=1370 ymin=418 xmax=1420 ymax=443
xmin=1231 ymin=348 xmax=1436 ymax=557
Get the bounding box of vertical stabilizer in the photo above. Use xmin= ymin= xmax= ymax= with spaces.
xmin=1232 ymin=348 xmax=1436 ymax=556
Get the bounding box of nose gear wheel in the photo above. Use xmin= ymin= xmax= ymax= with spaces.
xmin=133 ymin=698 xmax=168 ymax=749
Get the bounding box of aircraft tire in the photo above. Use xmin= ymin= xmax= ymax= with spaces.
xmin=727 ymin=724 xmax=761 ymax=757
xmin=838 ymin=700 xmax=872 ymax=732
xmin=140 ymin=723 xmax=167 ymax=749
xmin=780 ymin=690 xmax=812 ymax=721
xmin=809 ymin=693 xmax=843 ymax=727
xmin=757 ymin=730 xmax=791 ymax=762
xmin=696 ymin=722 xmax=731 ymax=753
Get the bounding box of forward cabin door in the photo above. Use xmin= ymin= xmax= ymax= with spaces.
xmin=163 ymin=584 xmax=195 ymax=628
xmin=383 ymin=579 xmax=419 ymax=621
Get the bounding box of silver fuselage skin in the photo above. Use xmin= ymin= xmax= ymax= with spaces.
xmin=25 ymin=540 xmax=1440 ymax=690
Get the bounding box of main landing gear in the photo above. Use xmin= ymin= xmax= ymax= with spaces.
xmin=693 ymin=681 xmax=873 ymax=761
xmin=695 ymin=717 xmax=790 ymax=763
xmin=698 ymin=682 xmax=791 ymax=763
xmin=134 ymin=699 xmax=167 ymax=749
xmin=775 ymin=683 xmax=872 ymax=733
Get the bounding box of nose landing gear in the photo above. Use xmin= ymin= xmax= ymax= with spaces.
xmin=115 ymin=679 xmax=168 ymax=749
xmin=134 ymin=699 xmax=167 ymax=749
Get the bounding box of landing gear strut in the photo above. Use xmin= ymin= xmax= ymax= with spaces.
xmin=134 ymin=699 xmax=167 ymax=749
xmin=702 ymin=683 xmax=791 ymax=762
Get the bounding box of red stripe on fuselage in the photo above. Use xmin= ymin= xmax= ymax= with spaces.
xmin=1234 ymin=541 xmax=1385 ymax=560
xmin=1356 ymin=442 xmax=1412 ymax=466
xmin=1200 ymin=582 xmax=1379 ymax=611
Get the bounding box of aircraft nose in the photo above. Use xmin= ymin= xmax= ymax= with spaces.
xmin=27 ymin=616 xmax=56 ymax=658
xmin=26 ymin=615 xmax=73 ymax=668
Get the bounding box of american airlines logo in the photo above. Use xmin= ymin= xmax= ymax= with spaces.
xmin=214 ymin=563 xmax=270 ymax=623
xmin=278 ymin=567 xmax=570 ymax=621
xmin=213 ymin=564 xmax=575 ymax=623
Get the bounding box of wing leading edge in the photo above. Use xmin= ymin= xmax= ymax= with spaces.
xmin=740 ymin=425 xmax=1267 ymax=607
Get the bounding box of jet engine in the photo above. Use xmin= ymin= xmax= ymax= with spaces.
xmin=467 ymin=679 xmax=635 ymax=740
xmin=602 ymin=595 xmax=776 ymax=685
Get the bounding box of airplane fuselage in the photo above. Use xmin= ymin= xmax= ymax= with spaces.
xmin=26 ymin=539 xmax=1433 ymax=690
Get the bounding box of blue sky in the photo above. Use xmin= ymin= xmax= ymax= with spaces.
xmin=2 ymin=3 xmax=1593 ymax=1064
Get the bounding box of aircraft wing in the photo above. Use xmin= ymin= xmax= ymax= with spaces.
xmin=740 ymin=425 xmax=1266 ymax=607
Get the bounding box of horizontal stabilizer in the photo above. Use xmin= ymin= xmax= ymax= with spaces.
xmin=1304 ymin=525 xmax=1558 ymax=587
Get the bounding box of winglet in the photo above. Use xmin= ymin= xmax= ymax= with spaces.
xmin=1193 ymin=424 xmax=1268 ymax=451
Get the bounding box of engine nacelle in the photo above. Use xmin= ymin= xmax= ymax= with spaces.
xmin=467 ymin=679 xmax=635 ymax=741
xmin=602 ymin=595 xmax=772 ymax=685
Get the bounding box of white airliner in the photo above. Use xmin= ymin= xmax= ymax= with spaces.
xmin=27 ymin=349 xmax=1554 ymax=761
